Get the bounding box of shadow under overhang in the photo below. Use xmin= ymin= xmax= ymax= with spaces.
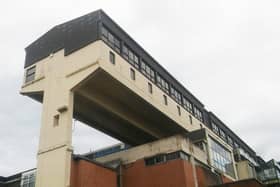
xmin=73 ymin=68 xmax=188 ymax=146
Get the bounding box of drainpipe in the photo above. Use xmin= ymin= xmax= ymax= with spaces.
xmin=117 ymin=161 xmax=123 ymax=187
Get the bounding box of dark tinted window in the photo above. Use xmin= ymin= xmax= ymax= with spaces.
xmin=141 ymin=61 xmax=155 ymax=82
xmin=157 ymin=74 xmax=169 ymax=94
xmin=25 ymin=66 xmax=36 ymax=83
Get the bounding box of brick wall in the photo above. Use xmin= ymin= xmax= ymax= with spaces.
xmin=70 ymin=158 xmax=117 ymax=187
xmin=122 ymin=159 xmax=196 ymax=187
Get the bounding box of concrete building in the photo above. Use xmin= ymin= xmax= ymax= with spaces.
xmin=1 ymin=9 xmax=279 ymax=187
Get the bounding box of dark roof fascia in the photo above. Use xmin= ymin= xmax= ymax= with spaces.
xmin=208 ymin=112 xmax=256 ymax=156
xmin=0 ymin=174 xmax=21 ymax=183
xmin=0 ymin=168 xmax=36 ymax=183
xmin=25 ymin=9 xmax=103 ymax=51
xmin=24 ymin=10 xmax=102 ymax=68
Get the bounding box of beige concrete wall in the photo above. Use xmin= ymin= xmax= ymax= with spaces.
xmin=98 ymin=42 xmax=202 ymax=132
xmin=236 ymin=160 xmax=256 ymax=180
xmin=21 ymin=42 xmax=103 ymax=187
xmin=95 ymin=134 xmax=208 ymax=165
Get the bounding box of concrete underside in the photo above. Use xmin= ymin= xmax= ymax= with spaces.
xmin=73 ymin=69 xmax=187 ymax=146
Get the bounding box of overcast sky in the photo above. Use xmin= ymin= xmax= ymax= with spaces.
xmin=0 ymin=0 xmax=280 ymax=176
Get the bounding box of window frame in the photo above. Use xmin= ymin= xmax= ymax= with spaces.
xmin=122 ymin=44 xmax=139 ymax=69
xmin=194 ymin=106 xmax=203 ymax=122
xmin=219 ymin=129 xmax=227 ymax=141
xmin=209 ymin=138 xmax=235 ymax=178
xmin=25 ymin=66 xmax=36 ymax=83
xmin=156 ymin=74 xmax=169 ymax=94
xmin=141 ymin=60 xmax=155 ymax=82
xmin=170 ymin=86 xmax=182 ymax=105
xmin=21 ymin=170 xmax=36 ymax=187
xmin=212 ymin=122 xmax=219 ymax=135
xmin=101 ymin=26 xmax=121 ymax=53
xmin=183 ymin=97 xmax=193 ymax=113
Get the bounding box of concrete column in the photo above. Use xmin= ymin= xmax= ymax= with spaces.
xmin=190 ymin=156 xmax=199 ymax=187
xmin=35 ymin=78 xmax=74 ymax=187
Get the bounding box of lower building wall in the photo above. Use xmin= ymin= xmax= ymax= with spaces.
xmin=196 ymin=165 xmax=221 ymax=187
xmin=210 ymin=178 xmax=265 ymax=187
xmin=221 ymin=175 xmax=233 ymax=184
xmin=122 ymin=159 xmax=196 ymax=187
xmin=69 ymin=156 xmax=235 ymax=187
xmin=70 ymin=158 xmax=117 ymax=187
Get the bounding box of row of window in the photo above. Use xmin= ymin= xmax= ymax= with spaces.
xmin=102 ymin=26 xmax=121 ymax=53
xmin=102 ymin=25 xmax=203 ymax=122
xmin=141 ymin=61 xmax=155 ymax=82
xmin=171 ymin=86 xmax=182 ymax=105
xmin=127 ymin=66 xmax=195 ymax=124
xmin=123 ymin=45 xmax=139 ymax=69
xmin=194 ymin=107 xmax=203 ymax=121
xmin=111 ymin=54 xmax=195 ymax=126
xmin=212 ymin=122 xmax=235 ymax=148
xmin=211 ymin=122 xmax=243 ymax=149
xmin=209 ymin=138 xmax=235 ymax=178
xmin=156 ymin=74 xmax=169 ymax=94
xmin=211 ymin=122 xmax=257 ymax=166
xmin=145 ymin=151 xmax=189 ymax=166
xmin=183 ymin=97 xmax=193 ymax=113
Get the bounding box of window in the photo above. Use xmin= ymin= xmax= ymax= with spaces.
xmin=53 ymin=114 xmax=59 ymax=127
xmin=156 ymin=74 xmax=169 ymax=94
xmin=163 ymin=95 xmax=168 ymax=105
xmin=21 ymin=170 xmax=36 ymax=187
xmin=212 ymin=122 xmax=219 ymax=135
xmin=183 ymin=97 xmax=193 ymax=113
xmin=25 ymin=66 xmax=36 ymax=83
xmin=145 ymin=155 xmax=165 ymax=166
xmin=122 ymin=45 xmax=139 ymax=68
xmin=227 ymin=136 xmax=233 ymax=147
xmin=170 ymin=86 xmax=182 ymax=104
xmin=109 ymin=51 xmax=115 ymax=64
xmin=148 ymin=83 xmax=153 ymax=94
xmin=130 ymin=68 xmax=135 ymax=80
xmin=166 ymin=152 xmax=180 ymax=161
xmin=189 ymin=115 xmax=193 ymax=125
xmin=209 ymin=138 xmax=235 ymax=178
xmin=220 ymin=129 xmax=227 ymax=141
xmin=145 ymin=151 xmax=188 ymax=166
xmin=141 ymin=61 xmax=155 ymax=82
xmin=195 ymin=141 xmax=206 ymax=152
xmin=177 ymin=106 xmax=181 ymax=116
xmin=194 ymin=107 xmax=203 ymax=122
xmin=234 ymin=142 xmax=239 ymax=149
xmin=101 ymin=26 xmax=121 ymax=53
